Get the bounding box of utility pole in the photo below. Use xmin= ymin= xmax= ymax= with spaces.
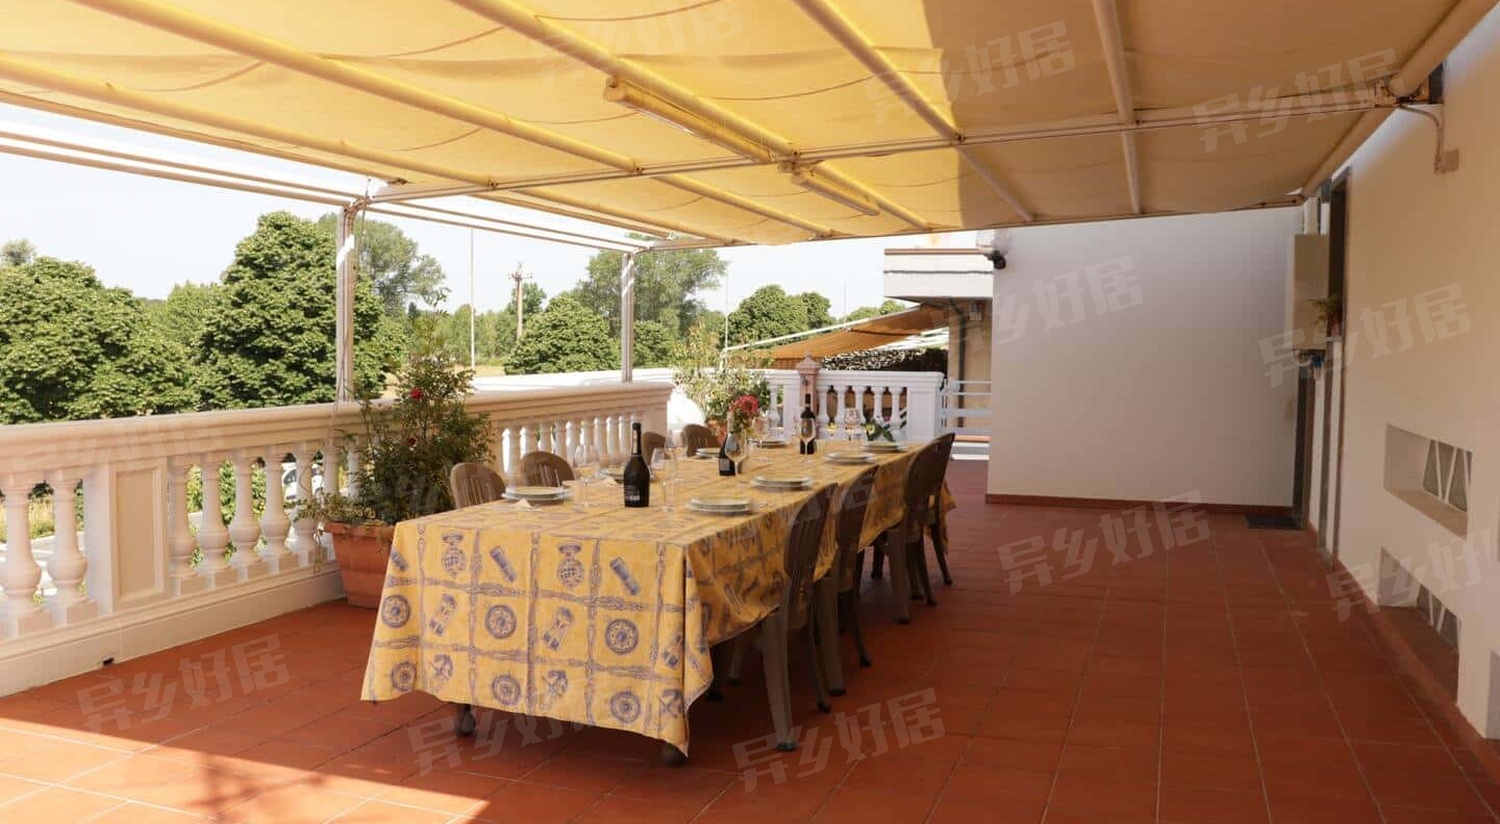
xmin=509 ymin=263 xmax=530 ymax=340
xmin=468 ymin=230 xmax=476 ymax=370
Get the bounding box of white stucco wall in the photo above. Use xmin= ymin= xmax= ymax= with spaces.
xmin=987 ymin=208 xmax=1301 ymax=506
xmin=1328 ymin=6 xmax=1500 ymax=734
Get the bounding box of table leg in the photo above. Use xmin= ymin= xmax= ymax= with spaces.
xmin=814 ymin=578 xmax=844 ymax=696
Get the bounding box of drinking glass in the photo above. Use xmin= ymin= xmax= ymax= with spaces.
xmin=650 ymin=447 xmax=676 ymax=511
xmin=797 ymin=415 xmax=817 ymax=467
xmin=572 ymin=444 xmax=599 ymax=510
xmin=843 ymin=409 xmax=862 ymax=450
xmin=751 ymin=413 xmax=771 ymax=449
xmin=724 ymin=432 xmax=749 ymax=485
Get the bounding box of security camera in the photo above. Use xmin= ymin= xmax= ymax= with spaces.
xmin=976 ymin=229 xmax=1013 ymax=271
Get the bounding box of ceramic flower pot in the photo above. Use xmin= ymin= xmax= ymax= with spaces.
xmin=325 ymin=522 xmax=396 ymax=609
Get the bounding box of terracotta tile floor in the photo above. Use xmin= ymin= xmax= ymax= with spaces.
xmin=1 ymin=462 xmax=1496 ymax=823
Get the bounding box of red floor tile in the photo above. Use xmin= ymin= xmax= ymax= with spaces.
xmin=0 ymin=464 xmax=1493 ymax=823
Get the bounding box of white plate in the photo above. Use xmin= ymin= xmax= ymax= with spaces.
xmin=752 ymin=475 xmax=813 ymax=489
xmin=505 ymin=486 xmax=569 ymax=501
xmin=863 ymin=442 xmax=904 ymax=453
xmin=690 ymin=495 xmax=752 ymax=508
xmin=757 ymin=438 xmax=789 ymax=448
xmin=691 ymin=449 xmax=719 ymax=459
xmin=687 ymin=501 xmax=751 ymax=515
xmin=825 ymin=453 xmax=875 ymax=464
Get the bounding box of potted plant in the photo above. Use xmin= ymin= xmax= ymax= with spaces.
xmin=301 ymin=354 xmax=493 ymax=608
xmin=1308 ymin=293 xmax=1342 ymax=338
xmin=863 ymin=408 xmax=908 ymax=442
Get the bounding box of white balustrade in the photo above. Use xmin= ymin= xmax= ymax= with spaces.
xmin=0 ymin=381 xmax=672 ymax=693
xmin=259 ymin=447 xmax=292 ymax=571
xmin=227 ymin=455 xmax=264 ymax=579
xmin=45 ymin=473 xmax=95 ymax=625
xmin=1 ymin=477 xmax=47 ymax=638
xmin=767 ymin=368 xmax=945 ymax=443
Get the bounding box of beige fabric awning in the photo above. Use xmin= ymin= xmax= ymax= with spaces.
xmin=769 ymin=305 xmax=949 ymax=362
xmin=0 ymin=0 xmax=1489 ymax=246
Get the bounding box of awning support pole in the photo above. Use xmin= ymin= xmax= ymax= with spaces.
xmin=619 ymin=251 xmax=638 ymax=384
xmin=334 ymin=201 xmax=364 ymax=404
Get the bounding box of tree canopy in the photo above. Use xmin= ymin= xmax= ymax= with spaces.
xmin=797 ymin=292 xmax=835 ymax=329
xmin=572 ymin=241 xmax=725 ymax=337
xmin=314 ymin=214 xmax=446 ymax=316
xmin=0 ymin=254 xmax=196 ymax=423
xmin=2 ymin=239 xmax=36 ymax=268
xmin=842 ymin=299 xmax=909 ymax=323
xmin=632 ymin=320 xmax=675 ymax=368
xmin=197 ymin=212 xmax=399 ymax=408
xmin=507 ymin=294 xmax=619 ymax=374
xmin=726 ymin=284 xmax=809 ymax=345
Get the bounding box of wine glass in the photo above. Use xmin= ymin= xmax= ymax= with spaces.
xmin=797 ymin=415 xmax=817 ymax=468
xmin=650 ymin=447 xmax=676 ymax=511
xmin=724 ymin=432 xmax=749 ymax=485
xmin=843 ymin=408 xmax=862 ymax=450
xmin=572 ymin=444 xmax=599 ymax=510
xmin=667 ymin=428 xmax=684 ymax=461
xmin=751 ymin=413 xmax=771 ymax=449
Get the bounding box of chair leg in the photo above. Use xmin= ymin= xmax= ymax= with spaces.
xmin=727 ymin=634 xmax=747 ymax=684
xmin=805 ymin=621 xmax=831 ymax=714
xmin=814 ymin=579 xmax=844 ymax=697
xmin=854 ymin=548 xmax=868 ymax=588
xmin=930 ymin=519 xmax=954 ymax=586
xmin=911 ymin=537 xmax=937 ymax=607
xmin=758 ymin=616 xmax=796 ymax=751
xmin=706 ymin=643 xmax=730 ymax=701
xmin=844 ymin=589 xmax=872 ymax=667
xmin=884 ymin=538 xmax=912 ymax=624
xmin=871 ymin=544 xmax=885 ymax=579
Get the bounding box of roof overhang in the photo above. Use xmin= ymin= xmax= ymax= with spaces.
xmin=768 ymin=305 xmax=950 ymax=361
xmin=1 ymin=0 xmax=1493 ymax=248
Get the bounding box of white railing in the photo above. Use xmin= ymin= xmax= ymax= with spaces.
xmin=0 ymin=382 xmax=672 ymax=694
xmin=943 ymin=379 xmax=992 ymax=438
xmin=766 ymin=369 xmax=945 ymax=442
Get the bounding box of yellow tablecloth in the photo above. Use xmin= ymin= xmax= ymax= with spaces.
xmin=360 ymin=442 xmax=932 ymax=753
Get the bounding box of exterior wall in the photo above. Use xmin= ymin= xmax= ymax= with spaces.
xmin=986 ymin=208 xmax=1302 ymax=506
xmin=1327 ymin=6 xmax=1500 ymax=734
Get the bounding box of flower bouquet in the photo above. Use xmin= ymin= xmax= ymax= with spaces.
xmin=863 ymin=408 xmax=907 ymax=442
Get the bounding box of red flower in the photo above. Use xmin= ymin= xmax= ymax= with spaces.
xmin=409 ymin=388 xmax=424 ymax=400
xmin=733 ymin=395 xmax=759 ymax=416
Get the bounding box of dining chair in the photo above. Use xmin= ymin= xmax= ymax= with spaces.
xmin=718 ymin=485 xmax=836 ymax=751
xmin=641 ymin=430 xmax=667 ymax=459
xmin=814 ymin=467 xmax=877 ymax=696
xmin=871 ymin=434 xmax=956 ymax=623
xmin=680 ymin=423 xmax=717 ymax=455
xmin=519 ymin=450 xmax=575 ymax=486
xmin=448 ymin=462 xmax=506 ymax=508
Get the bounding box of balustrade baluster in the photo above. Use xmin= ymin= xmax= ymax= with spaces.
xmin=289 ymin=449 xmax=317 ymax=567
xmin=1 ymin=476 xmax=49 ymax=637
xmin=227 ymin=455 xmax=264 ymax=579
xmin=260 ymin=448 xmax=292 ymax=572
xmin=196 ymin=458 xmax=232 ymax=581
xmin=344 ymin=441 xmax=361 ymax=500
xmin=167 ymin=460 xmax=206 ymax=595
xmin=46 ymin=473 xmax=95 ymax=624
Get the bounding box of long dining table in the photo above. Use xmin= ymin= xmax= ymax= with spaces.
xmin=360 ymin=439 xmax=934 ymax=756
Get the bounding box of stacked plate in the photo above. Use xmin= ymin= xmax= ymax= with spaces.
xmin=752 ymin=474 xmax=813 ymax=490
xmin=688 ymin=496 xmax=752 ymax=515
xmin=864 ymin=441 xmax=904 ymax=453
xmin=826 ymin=452 xmax=876 ymax=465
xmin=757 ymin=437 xmax=789 ymax=448
xmin=691 ymin=448 xmax=719 ymax=459
xmin=503 ymin=485 xmax=570 ymax=503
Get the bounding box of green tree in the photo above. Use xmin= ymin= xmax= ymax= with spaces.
xmin=727 ymin=285 xmax=809 ymax=345
xmin=2 ymin=239 xmax=36 ymax=268
xmin=0 ymin=256 xmax=196 ymax=423
xmin=314 ymin=214 xmax=447 ymax=316
xmin=632 ymin=320 xmax=676 ymax=368
xmin=198 ymin=212 xmax=398 ymax=408
xmin=508 ymin=294 xmax=618 ymax=374
xmin=572 ymin=240 xmax=726 ymax=336
xmin=148 ymin=282 xmax=220 ymax=405
xmin=797 ymin=292 xmax=834 ymax=329
xmin=494 ymin=281 xmax=547 ymax=357
xmin=842 ymin=299 xmax=909 ymax=323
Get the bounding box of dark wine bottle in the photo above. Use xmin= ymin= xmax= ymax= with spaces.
xmin=622 ymin=422 xmax=650 ymax=507
xmin=718 ymin=431 xmax=737 ymax=476
xmin=799 ymin=393 xmax=817 ymax=455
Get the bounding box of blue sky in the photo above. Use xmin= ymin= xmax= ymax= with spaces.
xmin=0 ymin=103 xmax=940 ymax=316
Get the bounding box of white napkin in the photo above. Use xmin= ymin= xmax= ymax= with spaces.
xmin=595 ymin=476 xmax=619 ymax=487
xmin=509 ymin=498 xmax=532 ymax=510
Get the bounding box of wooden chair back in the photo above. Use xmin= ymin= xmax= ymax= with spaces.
xmin=448 ymin=462 xmax=507 ymax=508
xmin=519 ymin=451 xmax=575 ymax=486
